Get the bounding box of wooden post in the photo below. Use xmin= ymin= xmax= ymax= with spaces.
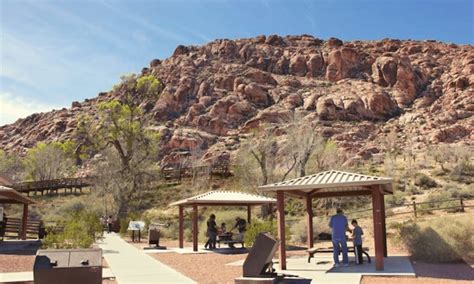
xmin=247 ymin=205 xmax=251 ymax=224
xmin=381 ymin=195 xmax=387 ymax=257
xmin=276 ymin=191 xmax=286 ymax=270
xmin=192 ymin=205 xmax=198 ymax=252
xmin=460 ymin=198 xmax=465 ymax=212
xmin=269 ymin=204 xmax=274 ymax=220
xmin=21 ymin=204 xmax=28 ymax=240
xmin=178 ymin=205 xmax=184 ymax=249
xmin=305 ymin=195 xmax=314 ymax=249
xmin=413 ymin=201 xmax=417 ymax=219
xmin=372 ymin=186 xmax=384 ymax=270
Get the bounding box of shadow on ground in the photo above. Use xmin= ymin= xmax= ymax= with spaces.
xmin=412 ymin=260 xmax=474 ymax=281
xmin=0 ymin=240 xmax=41 ymax=255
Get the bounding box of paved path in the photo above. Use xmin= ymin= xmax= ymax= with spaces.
xmin=98 ymin=233 xmax=195 ymax=284
xmin=0 ymin=269 xmax=114 ymax=283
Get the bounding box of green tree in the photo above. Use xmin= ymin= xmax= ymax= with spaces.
xmin=0 ymin=150 xmax=22 ymax=180
xmin=23 ymin=142 xmax=76 ymax=181
xmin=78 ymin=74 xmax=163 ymax=218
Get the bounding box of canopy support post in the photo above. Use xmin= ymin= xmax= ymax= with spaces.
xmin=192 ymin=205 xmax=198 ymax=252
xmin=21 ymin=204 xmax=28 ymax=240
xmin=247 ymin=205 xmax=251 ymax=224
xmin=381 ymin=195 xmax=387 ymax=257
xmin=372 ymin=185 xmax=384 ymax=270
xmin=305 ymin=194 xmax=314 ymax=249
xmin=276 ymin=191 xmax=286 ymax=270
xmin=179 ymin=205 xmax=184 ymax=249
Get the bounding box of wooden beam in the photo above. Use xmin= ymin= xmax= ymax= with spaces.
xmin=179 ymin=205 xmax=184 ymax=249
xmin=192 ymin=205 xmax=198 ymax=252
xmin=283 ymin=190 xmax=309 ymax=198
xmin=21 ymin=204 xmax=28 ymax=240
xmin=276 ymin=191 xmax=286 ymax=270
xmin=305 ymin=194 xmax=314 ymax=249
xmin=312 ymin=190 xmax=371 ymax=198
xmin=372 ymin=185 xmax=384 ymax=270
xmin=247 ymin=205 xmax=251 ymax=224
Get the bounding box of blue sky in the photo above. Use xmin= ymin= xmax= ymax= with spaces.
xmin=1 ymin=0 xmax=473 ymax=125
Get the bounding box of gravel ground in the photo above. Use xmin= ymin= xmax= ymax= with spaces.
xmin=0 ymin=254 xmax=35 ymax=273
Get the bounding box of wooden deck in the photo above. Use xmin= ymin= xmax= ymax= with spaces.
xmin=11 ymin=178 xmax=93 ymax=196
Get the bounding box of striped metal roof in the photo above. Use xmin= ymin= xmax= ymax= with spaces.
xmin=170 ymin=190 xmax=276 ymax=206
xmin=259 ymin=170 xmax=393 ymax=194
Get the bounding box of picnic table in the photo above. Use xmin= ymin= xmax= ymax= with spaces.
xmin=216 ymin=233 xmax=245 ymax=248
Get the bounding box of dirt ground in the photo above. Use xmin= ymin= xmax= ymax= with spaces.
xmin=139 ymin=239 xmax=474 ymax=284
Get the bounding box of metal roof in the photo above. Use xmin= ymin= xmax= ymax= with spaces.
xmin=259 ymin=170 xmax=393 ymax=196
xmin=170 ymin=190 xmax=277 ymax=206
xmin=0 ymin=186 xmax=35 ymax=204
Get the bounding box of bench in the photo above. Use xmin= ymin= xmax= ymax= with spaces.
xmin=217 ymin=239 xmax=245 ymax=248
xmin=3 ymin=218 xmax=42 ymax=239
xmin=216 ymin=234 xmax=245 ymax=248
xmin=307 ymin=246 xmax=371 ymax=263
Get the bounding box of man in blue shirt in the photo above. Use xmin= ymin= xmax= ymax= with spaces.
xmin=329 ymin=208 xmax=351 ymax=267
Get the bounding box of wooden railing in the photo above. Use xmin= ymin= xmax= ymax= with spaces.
xmin=11 ymin=177 xmax=93 ymax=196
xmin=341 ymin=196 xmax=473 ymax=219
xmin=2 ymin=217 xmax=42 ymax=239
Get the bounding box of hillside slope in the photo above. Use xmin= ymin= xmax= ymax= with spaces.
xmin=0 ymin=35 xmax=472 ymax=166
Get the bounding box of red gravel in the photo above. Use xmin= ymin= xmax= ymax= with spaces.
xmin=0 ymin=254 xmax=35 ymax=273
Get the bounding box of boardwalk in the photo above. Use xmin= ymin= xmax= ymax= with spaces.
xmin=12 ymin=177 xmax=92 ymax=196
xmin=98 ymin=233 xmax=195 ymax=284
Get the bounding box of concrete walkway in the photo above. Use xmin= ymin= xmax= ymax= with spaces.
xmin=0 ymin=269 xmax=114 ymax=283
xmin=98 ymin=233 xmax=195 ymax=284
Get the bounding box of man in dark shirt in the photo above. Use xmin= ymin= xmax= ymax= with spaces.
xmin=229 ymin=217 xmax=246 ymax=248
xmin=205 ymin=214 xmax=217 ymax=249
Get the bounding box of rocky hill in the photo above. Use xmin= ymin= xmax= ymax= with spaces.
xmin=0 ymin=35 xmax=472 ymax=166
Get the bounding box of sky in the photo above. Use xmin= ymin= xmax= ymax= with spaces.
xmin=1 ymin=0 xmax=473 ymax=126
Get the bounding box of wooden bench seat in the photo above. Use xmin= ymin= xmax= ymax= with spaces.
xmin=216 ymin=239 xmax=245 ymax=248
xmin=2 ymin=218 xmax=42 ymax=240
xmin=307 ymin=246 xmax=371 ymax=263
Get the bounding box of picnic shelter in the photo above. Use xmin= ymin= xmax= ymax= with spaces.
xmin=259 ymin=170 xmax=393 ymax=271
xmin=0 ymin=186 xmax=36 ymax=240
xmin=170 ymin=191 xmax=276 ymax=252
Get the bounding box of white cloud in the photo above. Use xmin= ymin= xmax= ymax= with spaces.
xmin=0 ymin=92 xmax=63 ymax=126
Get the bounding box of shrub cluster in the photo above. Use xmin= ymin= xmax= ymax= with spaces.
xmin=42 ymin=210 xmax=103 ymax=249
xmin=391 ymin=215 xmax=473 ymax=262
xmin=415 ymin=174 xmax=437 ymax=189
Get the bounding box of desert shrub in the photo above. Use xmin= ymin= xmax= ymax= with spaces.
xmin=244 ymin=219 xmax=278 ymax=247
xmin=386 ymin=191 xmax=407 ymax=207
xmin=184 ymin=228 xmax=192 ymax=242
xmin=407 ymin=185 xmax=422 ymax=195
xmin=418 ymin=192 xmax=459 ymax=214
xmin=290 ymin=217 xmax=331 ymax=244
xmin=415 ymin=174 xmax=437 ymax=189
xmin=392 ymin=215 xmax=473 ymax=262
xmin=42 ymin=210 xmax=103 ymax=249
xmin=450 ymin=160 xmax=474 ymax=184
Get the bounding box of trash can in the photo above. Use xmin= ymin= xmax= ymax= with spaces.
xmin=33 ymin=248 xmax=102 ymax=284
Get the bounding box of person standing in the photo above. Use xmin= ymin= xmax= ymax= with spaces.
xmin=205 ymin=214 xmax=217 ymax=250
xmin=229 ymin=217 xmax=247 ymax=248
xmin=329 ymin=208 xmax=351 ymax=267
xmin=106 ymin=215 xmax=113 ymax=234
xmin=351 ymin=219 xmax=364 ymax=265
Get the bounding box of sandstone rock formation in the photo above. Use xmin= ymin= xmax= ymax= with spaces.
xmin=0 ymin=35 xmax=472 ymax=166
